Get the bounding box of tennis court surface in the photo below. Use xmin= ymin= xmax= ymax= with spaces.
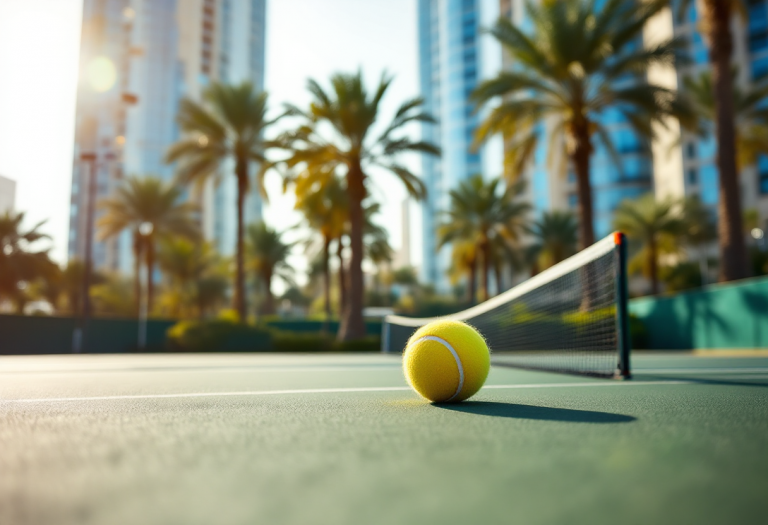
xmin=1 ymin=352 xmax=766 ymax=525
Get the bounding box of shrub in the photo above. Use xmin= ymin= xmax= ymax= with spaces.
xmin=271 ymin=330 xmax=381 ymax=352
xmin=167 ymin=320 xmax=381 ymax=352
xmin=337 ymin=336 xmax=381 ymax=352
xmin=271 ymin=330 xmax=335 ymax=352
xmin=167 ymin=319 xmax=272 ymax=352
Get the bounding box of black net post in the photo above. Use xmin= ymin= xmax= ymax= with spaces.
xmin=615 ymin=232 xmax=631 ymax=379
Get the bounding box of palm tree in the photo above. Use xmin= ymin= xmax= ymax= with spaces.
xmin=166 ymin=81 xmax=282 ymax=321
xmin=157 ymin=238 xmax=228 ymax=318
xmin=97 ymin=176 xmax=199 ymax=313
xmin=680 ymin=195 xmax=718 ymax=284
xmin=677 ymin=0 xmax=749 ymax=282
xmin=473 ymin=0 xmax=689 ymax=250
xmin=438 ymin=175 xmax=530 ymax=302
xmin=31 ymin=263 xmax=64 ymax=313
xmin=292 ymin=171 xmax=347 ymax=322
xmin=527 ymin=210 xmax=579 ymax=271
xmin=363 ymin=202 xmax=393 ymax=268
xmin=447 ymin=241 xmax=479 ymax=304
xmin=196 ymin=274 xmax=229 ymax=319
xmin=56 ymin=259 xmax=106 ymax=314
xmin=283 ymin=71 xmax=439 ymax=341
xmin=614 ymin=194 xmax=683 ymax=295
xmin=246 ymin=221 xmax=294 ymax=315
xmin=90 ymin=274 xmax=135 ymax=317
xmin=682 ymin=71 xmax=768 ymax=171
xmin=0 ymin=211 xmax=57 ymax=313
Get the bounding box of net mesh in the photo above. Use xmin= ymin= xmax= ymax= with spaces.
xmin=382 ymin=234 xmax=626 ymax=378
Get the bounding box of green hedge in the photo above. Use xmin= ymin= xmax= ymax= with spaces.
xmin=167 ymin=320 xmax=380 ymax=353
xmin=167 ymin=320 xmax=272 ymax=352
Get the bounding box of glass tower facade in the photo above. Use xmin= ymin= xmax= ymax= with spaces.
xmin=68 ymin=0 xmax=268 ymax=272
xmin=418 ymin=0 xmax=487 ymax=289
xmin=747 ymin=0 xmax=768 ymax=198
xmin=209 ymin=0 xmax=266 ymax=256
xmin=69 ymin=0 xmax=134 ymax=271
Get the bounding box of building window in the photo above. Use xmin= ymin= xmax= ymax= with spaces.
xmin=748 ymin=0 xmax=768 ymax=31
xmin=568 ymin=193 xmax=578 ymax=207
xmin=692 ymin=32 xmax=708 ymax=65
xmin=749 ymin=31 xmax=768 ymax=53
xmin=686 ymin=142 xmax=696 ymax=159
xmin=759 ymin=172 xmax=768 ymax=194
xmin=753 ymin=55 xmax=768 ymax=80
xmin=687 ymin=168 xmax=698 ymax=185
xmin=759 ymin=155 xmax=768 ymax=194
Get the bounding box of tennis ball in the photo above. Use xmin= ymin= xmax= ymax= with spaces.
xmin=403 ymin=320 xmax=490 ymax=403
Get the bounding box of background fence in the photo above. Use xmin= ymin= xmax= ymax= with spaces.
xmin=0 ymin=315 xmax=176 ymax=355
xmin=0 ymin=316 xmax=383 ymax=355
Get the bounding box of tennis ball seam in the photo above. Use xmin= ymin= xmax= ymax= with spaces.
xmin=411 ymin=335 xmax=464 ymax=402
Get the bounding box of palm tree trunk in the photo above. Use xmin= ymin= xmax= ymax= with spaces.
xmin=480 ymin=239 xmax=490 ymax=302
xmin=323 ymin=235 xmax=331 ymax=328
xmin=197 ymin=296 xmax=205 ymax=320
xmin=699 ymin=245 xmax=709 ymax=286
xmin=263 ymin=271 xmax=274 ymax=315
xmin=572 ymin=118 xmax=597 ymax=310
xmin=234 ymin=160 xmax=248 ymax=322
xmin=133 ymin=230 xmax=141 ymax=317
xmin=468 ymin=256 xmax=477 ymax=305
xmin=338 ymin=161 xmax=366 ymax=341
xmin=494 ymin=261 xmax=503 ymax=296
xmin=705 ymin=0 xmax=749 ymax=282
xmin=648 ymin=237 xmax=659 ymax=295
xmin=145 ymin=236 xmax=155 ymax=314
xmin=337 ymin=237 xmax=346 ymax=316
xmin=571 ymin=120 xmax=595 ymax=249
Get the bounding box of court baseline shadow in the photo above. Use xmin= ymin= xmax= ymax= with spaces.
xmin=435 ymin=401 xmax=636 ymax=423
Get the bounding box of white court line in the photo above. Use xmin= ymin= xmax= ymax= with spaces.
xmin=0 ymin=365 xmax=404 ymax=377
xmin=1 ymin=380 xmax=691 ymax=404
xmin=635 ymin=368 xmax=768 ymax=374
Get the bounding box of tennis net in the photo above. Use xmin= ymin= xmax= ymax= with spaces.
xmin=382 ymin=232 xmax=631 ymax=378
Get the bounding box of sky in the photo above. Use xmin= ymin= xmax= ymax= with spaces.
xmin=0 ymin=0 xmax=421 ymax=272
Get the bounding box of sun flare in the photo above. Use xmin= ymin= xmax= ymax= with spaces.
xmin=86 ymin=56 xmax=116 ymax=92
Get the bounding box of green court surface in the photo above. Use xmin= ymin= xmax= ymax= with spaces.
xmin=1 ymin=353 xmax=766 ymax=525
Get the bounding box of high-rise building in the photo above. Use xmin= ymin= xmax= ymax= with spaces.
xmin=68 ymin=0 xmax=267 ymax=272
xmin=657 ymin=0 xmax=768 ymax=229
xmin=417 ymin=0 xmax=500 ymax=290
xmin=418 ymin=0 xmax=768 ymax=290
xmin=394 ymin=199 xmax=412 ymax=269
xmin=0 ymin=175 xmax=15 ymax=214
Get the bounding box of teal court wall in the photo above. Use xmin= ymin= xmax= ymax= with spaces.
xmin=629 ymin=275 xmax=768 ymax=350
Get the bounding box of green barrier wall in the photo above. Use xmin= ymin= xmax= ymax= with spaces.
xmin=0 ymin=315 xmax=175 ymax=355
xmin=0 ymin=315 xmax=384 ymax=354
xmin=629 ymin=276 xmax=768 ymax=349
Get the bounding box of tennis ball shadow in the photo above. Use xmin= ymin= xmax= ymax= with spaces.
xmin=435 ymin=402 xmax=636 ymax=423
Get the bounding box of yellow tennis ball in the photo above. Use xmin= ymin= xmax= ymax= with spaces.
xmin=403 ymin=320 xmax=490 ymax=403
